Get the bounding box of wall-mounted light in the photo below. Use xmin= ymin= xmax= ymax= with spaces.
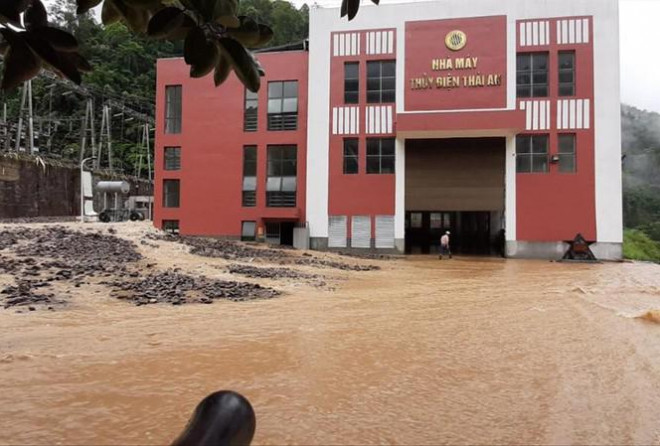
xmin=550 ymin=154 xmax=560 ymax=164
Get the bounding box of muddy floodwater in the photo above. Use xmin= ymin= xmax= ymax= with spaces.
xmin=1 ymin=224 xmax=660 ymax=445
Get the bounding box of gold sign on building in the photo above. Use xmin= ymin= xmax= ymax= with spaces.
xmin=445 ymin=30 xmax=467 ymax=51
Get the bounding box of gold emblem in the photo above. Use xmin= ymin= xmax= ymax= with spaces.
xmin=445 ymin=30 xmax=467 ymax=51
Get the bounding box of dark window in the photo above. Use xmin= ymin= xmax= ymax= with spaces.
xmin=244 ymin=89 xmax=258 ymax=131
xmin=165 ymin=85 xmax=182 ymax=133
xmin=164 ymin=147 xmax=181 ymax=170
xmin=516 ymin=53 xmax=548 ymax=98
xmin=266 ymin=145 xmax=297 ymax=207
xmin=162 ymin=220 xmax=179 ymax=234
xmin=242 ymin=146 xmax=257 ymax=207
xmin=163 ymin=179 xmax=180 ymax=207
xmin=367 ymin=60 xmax=395 ymax=103
xmin=558 ymin=134 xmax=576 ymax=173
xmin=267 ymin=81 xmax=298 ymax=131
xmin=343 ymin=139 xmax=359 ymax=174
xmin=366 ymin=138 xmax=395 ymax=174
xmin=558 ymin=51 xmax=575 ymax=97
xmin=410 ymin=212 xmax=422 ymax=228
xmin=516 ymin=135 xmax=549 ymax=173
xmin=241 ymin=221 xmax=257 ymax=241
xmin=344 ymin=62 xmax=359 ymax=104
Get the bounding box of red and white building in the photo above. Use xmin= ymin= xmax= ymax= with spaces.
xmin=154 ymin=0 xmax=622 ymax=259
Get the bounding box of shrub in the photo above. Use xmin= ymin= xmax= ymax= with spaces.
xmin=623 ymin=229 xmax=660 ymax=263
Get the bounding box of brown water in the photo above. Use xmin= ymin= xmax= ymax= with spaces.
xmin=2 ymin=247 xmax=660 ymax=444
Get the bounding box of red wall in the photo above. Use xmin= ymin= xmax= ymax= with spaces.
xmin=404 ymin=16 xmax=507 ymax=111
xmin=515 ymin=16 xmax=596 ymax=242
xmin=328 ymin=29 xmax=397 ymax=239
xmin=154 ymin=51 xmax=309 ymax=237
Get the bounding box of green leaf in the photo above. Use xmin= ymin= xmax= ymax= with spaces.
xmin=216 ymin=15 xmax=239 ymax=28
xmin=111 ymin=0 xmax=151 ymax=32
xmin=147 ymin=7 xmax=184 ymax=38
xmin=166 ymin=14 xmax=195 ymax=40
xmin=76 ymin=0 xmax=103 ymax=15
xmin=340 ymin=0 xmax=359 ymax=20
xmin=0 ymin=29 xmax=42 ymax=91
xmin=226 ymin=16 xmax=260 ymax=48
xmin=62 ymin=52 xmax=93 ymax=72
xmin=24 ymin=0 xmax=48 ymax=30
xmin=255 ymin=24 xmax=273 ymax=48
xmin=0 ymin=0 xmax=22 ymax=27
xmin=102 ymin=0 xmax=122 ymax=25
xmin=184 ymin=26 xmax=217 ymax=77
xmin=212 ymin=0 xmax=237 ymax=22
xmin=218 ymin=37 xmax=260 ymax=92
xmin=35 ymin=27 xmax=79 ymax=52
xmin=24 ymin=32 xmax=82 ymax=84
xmin=213 ymin=48 xmax=231 ymax=86
xmin=124 ymin=0 xmax=165 ymax=10
xmin=183 ymin=26 xmax=206 ymax=64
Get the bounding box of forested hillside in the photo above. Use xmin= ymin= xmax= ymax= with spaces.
xmin=0 ymin=0 xmax=308 ymax=174
xmin=621 ymin=104 xmax=660 ymax=260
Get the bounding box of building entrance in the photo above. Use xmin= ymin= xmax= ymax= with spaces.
xmin=405 ymin=211 xmax=503 ymax=255
xmin=404 ymin=138 xmax=506 ymax=256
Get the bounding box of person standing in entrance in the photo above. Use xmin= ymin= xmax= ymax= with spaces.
xmin=439 ymin=231 xmax=452 ymax=259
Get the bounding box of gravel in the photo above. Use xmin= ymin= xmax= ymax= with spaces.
xmin=105 ymin=270 xmax=281 ymax=306
xmin=227 ymin=264 xmax=320 ymax=280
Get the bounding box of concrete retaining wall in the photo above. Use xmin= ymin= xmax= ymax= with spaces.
xmin=0 ymin=155 xmax=152 ymax=219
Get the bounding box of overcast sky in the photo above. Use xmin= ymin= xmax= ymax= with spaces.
xmin=45 ymin=0 xmax=660 ymax=113
xmin=619 ymin=0 xmax=660 ymax=113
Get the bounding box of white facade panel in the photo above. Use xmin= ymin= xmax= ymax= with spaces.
xmin=328 ymin=216 xmax=347 ymax=248
xmin=375 ymin=216 xmax=395 ymax=248
xmin=351 ymin=216 xmax=371 ymax=248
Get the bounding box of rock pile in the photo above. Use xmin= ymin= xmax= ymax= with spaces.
xmin=1 ymin=280 xmax=64 ymax=310
xmin=337 ymin=251 xmax=396 ymax=260
xmin=227 ymin=264 xmax=319 ymax=280
xmin=148 ymin=231 xmax=381 ymax=271
xmin=0 ymin=227 xmax=143 ymax=311
xmin=292 ymin=257 xmax=380 ymax=271
xmin=106 ymin=270 xmax=280 ymax=305
xmin=12 ymin=226 xmax=142 ymax=264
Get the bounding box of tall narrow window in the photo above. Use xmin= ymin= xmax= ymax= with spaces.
xmin=516 ymin=53 xmax=548 ymax=98
xmin=366 ymin=138 xmax=395 ymax=174
xmin=164 ymin=147 xmax=181 ymax=170
xmin=241 ymin=221 xmax=257 ymax=241
xmin=267 ymin=81 xmax=298 ymax=131
xmin=242 ymin=145 xmax=257 ymax=207
xmin=163 ymin=179 xmax=180 ymax=207
xmin=516 ymin=135 xmax=549 ymax=173
xmin=165 ymin=85 xmax=182 ymax=133
xmin=558 ymin=51 xmax=575 ymax=97
xmin=343 ymin=139 xmax=359 ymax=174
xmin=266 ymin=145 xmax=297 ymax=207
xmin=367 ymin=61 xmax=395 ymax=103
xmin=344 ymin=62 xmax=359 ymax=104
xmin=244 ymin=89 xmax=258 ymax=131
xmin=558 ymin=134 xmax=576 ymax=173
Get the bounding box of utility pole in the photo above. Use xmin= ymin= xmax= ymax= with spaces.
xmin=79 ymin=98 xmax=96 ymax=162
xmin=2 ymin=102 xmax=7 ymax=152
xmin=27 ymin=80 xmax=34 ymax=154
xmin=96 ymin=104 xmax=113 ymax=171
xmin=46 ymin=85 xmax=54 ymax=153
xmin=15 ymin=83 xmax=27 ymax=152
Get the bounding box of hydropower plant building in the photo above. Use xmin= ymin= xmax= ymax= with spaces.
xmin=154 ymin=0 xmax=622 ymax=259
